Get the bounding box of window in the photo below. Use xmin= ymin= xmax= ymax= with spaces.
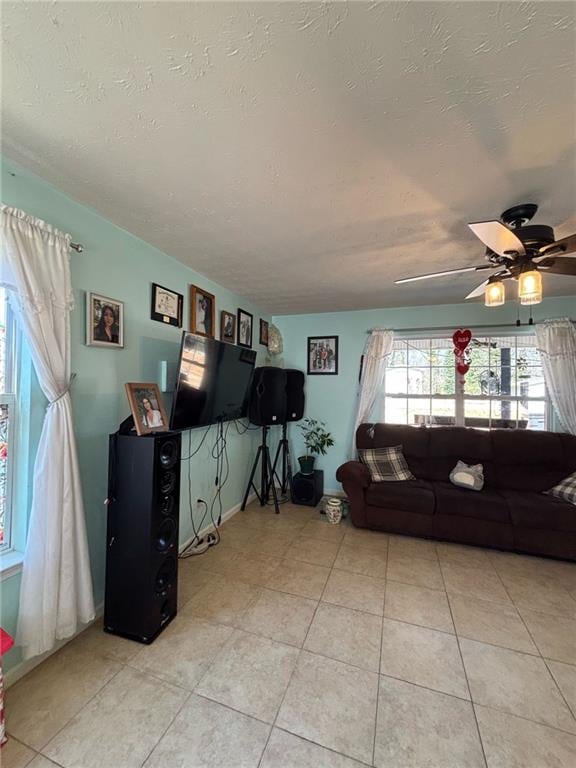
xmin=1 ymin=287 xmax=17 ymax=551
xmin=382 ymin=335 xmax=549 ymax=431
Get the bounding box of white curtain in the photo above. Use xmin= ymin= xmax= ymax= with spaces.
xmin=0 ymin=206 xmax=94 ymax=659
xmin=351 ymin=329 xmax=394 ymax=457
xmin=536 ymin=318 xmax=576 ymax=435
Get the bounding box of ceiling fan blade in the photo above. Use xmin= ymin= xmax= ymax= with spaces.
xmin=394 ymin=264 xmax=493 ymax=285
xmin=534 ymin=233 xmax=576 ymax=261
xmin=537 ymin=259 xmax=576 ymax=276
xmin=468 ymin=221 xmax=525 ymax=259
xmin=465 ymin=270 xmax=512 ymax=300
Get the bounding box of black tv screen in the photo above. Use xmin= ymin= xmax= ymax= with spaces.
xmin=170 ymin=333 xmax=257 ymax=430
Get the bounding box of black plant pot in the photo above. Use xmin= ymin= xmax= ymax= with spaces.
xmin=298 ymin=456 xmax=315 ymax=475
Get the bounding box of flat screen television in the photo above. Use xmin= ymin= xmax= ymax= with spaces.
xmin=170 ymin=333 xmax=257 ymax=430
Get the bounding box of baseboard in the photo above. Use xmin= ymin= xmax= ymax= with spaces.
xmin=6 ymin=493 xmax=256 ymax=688
xmin=178 ymin=492 xmax=257 ymax=554
xmin=5 ymin=601 xmax=105 ymax=689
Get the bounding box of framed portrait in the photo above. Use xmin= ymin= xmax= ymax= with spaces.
xmin=190 ymin=285 xmax=215 ymax=338
xmin=237 ymin=309 xmax=253 ymax=349
xmin=307 ymin=336 xmax=339 ymax=375
xmin=86 ymin=292 xmax=124 ymax=348
xmin=125 ymin=382 xmax=169 ymax=436
xmin=220 ymin=310 xmax=236 ymax=343
xmin=259 ymin=319 xmax=269 ymax=346
xmin=151 ymin=283 xmax=183 ymax=327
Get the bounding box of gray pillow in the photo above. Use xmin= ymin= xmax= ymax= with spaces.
xmin=450 ymin=460 xmax=484 ymax=492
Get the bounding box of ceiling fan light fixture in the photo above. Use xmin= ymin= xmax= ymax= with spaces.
xmin=484 ymin=281 xmax=505 ymax=307
xmin=518 ymin=269 xmax=542 ymax=305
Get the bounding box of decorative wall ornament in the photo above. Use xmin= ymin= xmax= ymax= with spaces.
xmin=453 ymin=329 xmax=472 ymax=390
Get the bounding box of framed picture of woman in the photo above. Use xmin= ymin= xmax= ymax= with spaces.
xmin=86 ymin=292 xmax=124 ymax=348
xmin=237 ymin=308 xmax=253 ymax=349
xmin=125 ymin=382 xmax=169 ymax=436
xmin=190 ymin=285 xmax=215 ymax=338
xmin=220 ymin=310 xmax=236 ymax=343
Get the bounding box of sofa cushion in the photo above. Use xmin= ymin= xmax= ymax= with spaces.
xmin=365 ymin=479 xmax=435 ymax=515
xmin=492 ymin=430 xmax=569 ymax=492
xmin=503 ymin=490 xmax=576 ymax=533
xmin=358 ymin=446 xmax=415 ymax=482
xmin=433 ymin=481 xmax=510 ymax=523
xmin=546 ymin=471 xmax=576 ymax=507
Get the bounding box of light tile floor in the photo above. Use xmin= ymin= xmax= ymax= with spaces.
xmin=5 ymin=501 xmax=576 ymax=768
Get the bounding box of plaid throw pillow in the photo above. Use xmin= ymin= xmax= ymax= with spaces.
xmin=358 ymin=445 xmax=415 ymax=482
xmin=546 ymin=471 xmax=576 ymax=506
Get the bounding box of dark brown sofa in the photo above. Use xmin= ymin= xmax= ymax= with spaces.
xmin=336 ymin=424 xmax=576 ymax=561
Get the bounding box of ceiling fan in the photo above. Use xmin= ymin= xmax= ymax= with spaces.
xmin=395 ymin=203 xmax=576 ymax=306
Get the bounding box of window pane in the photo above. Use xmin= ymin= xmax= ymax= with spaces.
xmin=431 ymin=398 xmax=456 ymax=426
xmin=520 ymin=400 xmax=547 ymax=431
xmin=431 ymin=367 xmax=454 ymax=395
xmin=409 ymin=398 xmax=430 ymax=426
xmin=386 ymin=368 xmax=408 ymax=394
xmin=384 ymin=397 xmax=407 ymax=424
xmin=408 ymin=368 xmax=430 ymax=395
xmin=408 ymin=345 xmax=430 ymax=367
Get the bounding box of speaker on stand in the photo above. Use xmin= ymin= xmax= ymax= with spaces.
xmin=104 ymin=430 xmax=181 ymax=644
xmin=241 ymin=367 xmax=287 ymax=514
xmin=269 ymin=369 xmax=305 ymax=497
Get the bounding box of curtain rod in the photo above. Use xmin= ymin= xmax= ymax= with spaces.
xmin=70 ymin=242 xmax=84 ymax=253
xmin=366 ymin=322 xmax=535 ymax=333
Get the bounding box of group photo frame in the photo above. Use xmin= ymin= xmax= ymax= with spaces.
xmin=86 ymin=292 xmax=124 ymax=348
xmin=307 ymin=335 xmax=339 ymax=375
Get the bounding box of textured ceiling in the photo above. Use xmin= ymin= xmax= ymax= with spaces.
xmin=2 ymin=1 xmax=575 ymax=313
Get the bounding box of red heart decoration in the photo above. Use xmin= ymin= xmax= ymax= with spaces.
xmin=457 ymin=361 xmax=470 ymax=375
xmin=453 ymin=329 xmax=472 ymax=351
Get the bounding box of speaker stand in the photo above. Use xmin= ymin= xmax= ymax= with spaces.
xmin=269 ymin=423 xmax=293 ymax=497
xmin=241 ymin=426 xmax=280 ymax=514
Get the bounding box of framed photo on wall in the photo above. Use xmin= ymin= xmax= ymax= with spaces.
xmin=237 ymin=308 xmax=253 ymax=348
xmin=151 ymin=283 xmax=183 ymax=327
xmin=259 ymin=319 xmax=269 ymax=346
xmin=220 ymin=310 xmax=236 ymax=343
xmin=307 ymin=336 xmax=339 ymax=375
xmin=190 ymin=285 xmax=215 ymax=338
xmin=125 ymin=382 xmax=169 ymax=436
xmin=86 ymin=292 xmax=124 ymax=348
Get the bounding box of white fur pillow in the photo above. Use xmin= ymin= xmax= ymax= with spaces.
xmin=450 ymin=460 xmax=484 ymax=492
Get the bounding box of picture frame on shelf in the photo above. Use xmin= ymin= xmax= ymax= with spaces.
xmin=125 ymin=382 xmax=170 ymax=436
xmin=220 ymin=310 xmax=236 ymax=343
xmin=237 ymin=308 xmax=253 ymax=349
xmin=307 ymin=336 xmax=338 ymax=375
xmin=150 ymin=283 xmax=183 ymax=328
xmin=190 ymin=284 xmax=215 ymax=338
xmin=86 ymin=292 xmax=124 ymax=348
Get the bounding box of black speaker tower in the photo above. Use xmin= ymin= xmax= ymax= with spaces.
xmin=104 ymin=430 xmax=181 ymax=644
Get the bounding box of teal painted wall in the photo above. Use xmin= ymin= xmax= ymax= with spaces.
xmin=274 ymin=296 xmax=576 ymax=488
xmin=1 ymin=157 xmax=271 ymax=672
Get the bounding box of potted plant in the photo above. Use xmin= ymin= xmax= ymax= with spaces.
xmin=298 ymin=418 xmax=334 ymax=475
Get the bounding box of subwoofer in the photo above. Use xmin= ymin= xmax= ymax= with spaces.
xmin=104 ymin=431 xmax=181 ymax=643
xmin=291 ymin=470 xmax=324 ymax=507
xmin=248 ymin=367 xmax=287 ymax=426
xmin=285 ymin=369 xmax=305 ymax=422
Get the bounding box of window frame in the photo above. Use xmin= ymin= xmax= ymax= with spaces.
xmin=381 ymin=333 xmax=551 ymax=431
xmin=1 ymin=288 xmax=18 ymax=554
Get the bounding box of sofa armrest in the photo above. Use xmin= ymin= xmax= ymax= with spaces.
xmin=336 ymin=461 xmax=370 ymax=528
xmin=336 ymin=461 xmax=370 ymax=488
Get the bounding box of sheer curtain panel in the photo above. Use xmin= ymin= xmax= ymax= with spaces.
xmin=536 ymin=318 xmax=576 ymax=435
xmin=351 ymin=329 xmax=394 ymax=457
xmin=0 ymin=205 xmax=94 ymax=659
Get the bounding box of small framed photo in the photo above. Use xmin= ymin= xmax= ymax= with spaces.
xmin=151 ymin=283 xmax=183 ymax=327
xmin=237 ymin=309 xmax=253 ymax=349
xmin=220 ymin=310 xmax=236 ymax=343
xmin=259 ymin=319 xmax=269 ymax=346
xmin=308 ymin=336 xmax=339 ymax=375
xmin=190 ymin=285 xmax=215 ymax=338
xmin=86 ymin=292 xmax=124 ymax=348
xmin=125 ymin=382 xmax=169 ymax=436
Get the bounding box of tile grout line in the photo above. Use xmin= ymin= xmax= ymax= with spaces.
xmin=372 ymin=532 xmax=390 ymax=766
xmin=494 ymin=566 xmax=576 ymax=729
xmin=438 ymin=547 xmax=489 ymax=768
